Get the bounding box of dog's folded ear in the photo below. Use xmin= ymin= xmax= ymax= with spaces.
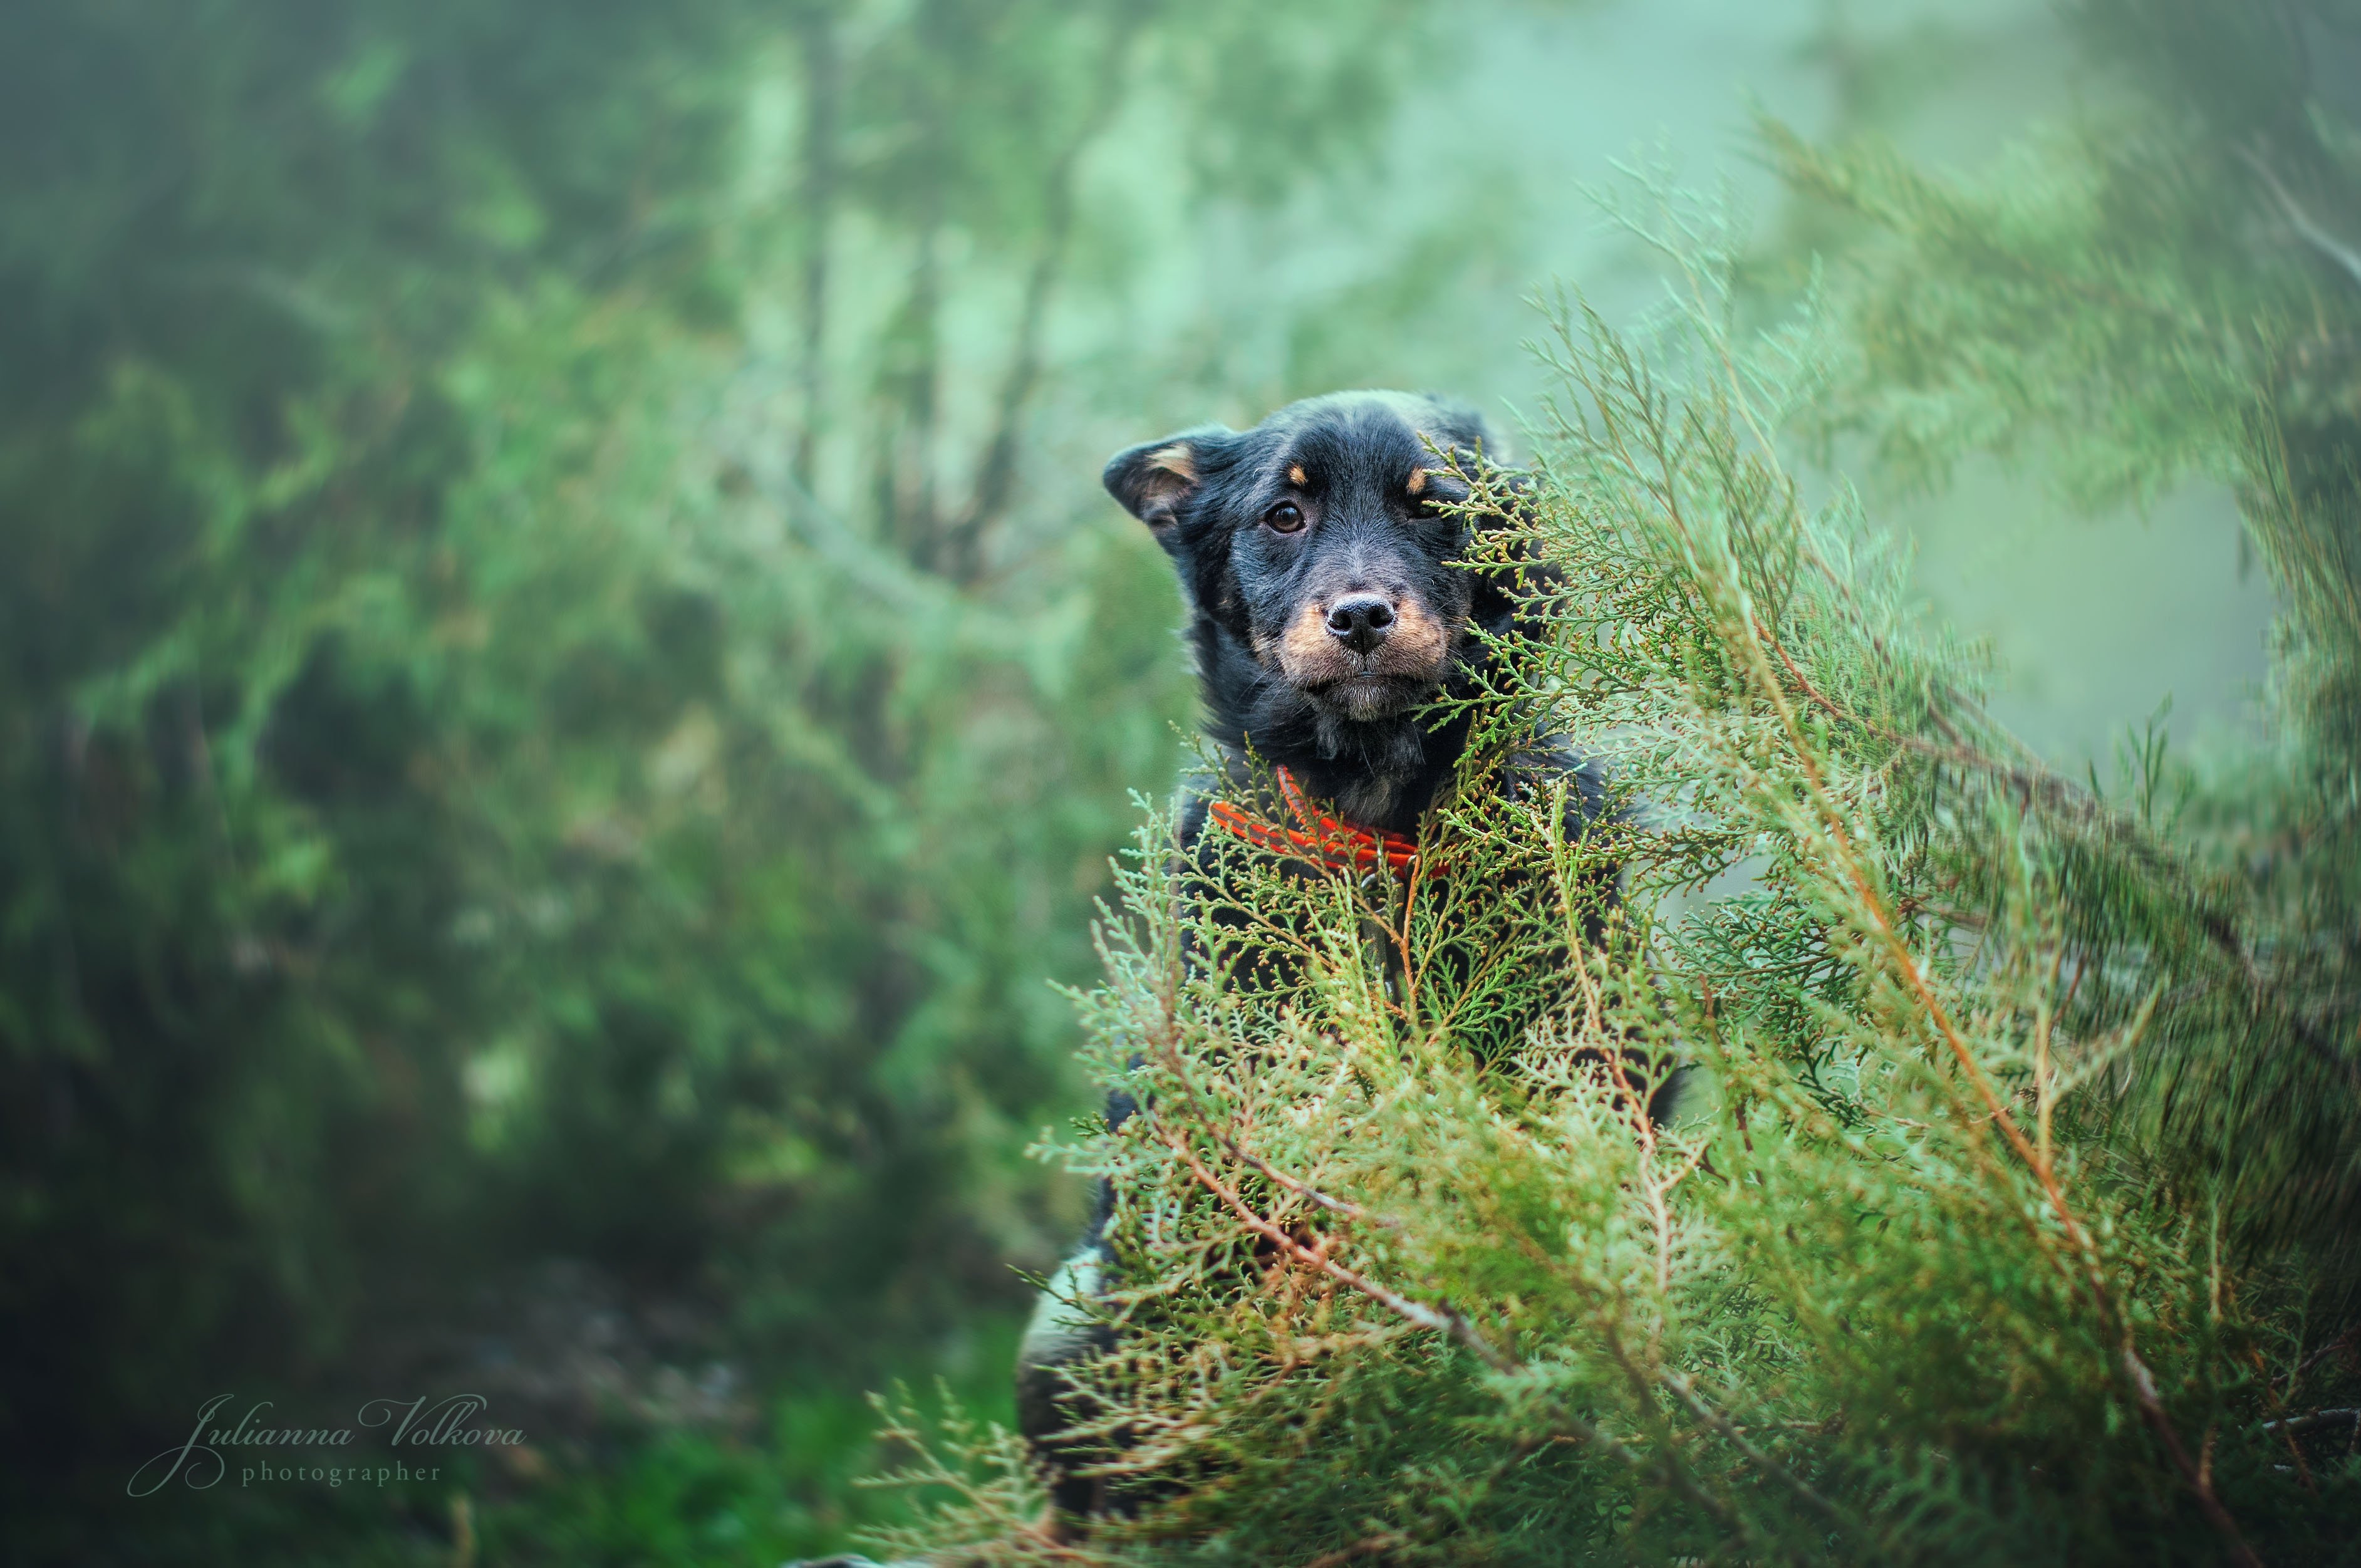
xmin=1104 ymin=427 xmax=1231 ymax=532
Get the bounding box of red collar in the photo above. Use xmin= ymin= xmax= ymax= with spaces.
xmin=1206 ymin=766 xmax=1439 ymax=880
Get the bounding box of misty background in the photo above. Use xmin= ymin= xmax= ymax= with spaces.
xmin=0 ymin=1 xmax=2270 ymax=1560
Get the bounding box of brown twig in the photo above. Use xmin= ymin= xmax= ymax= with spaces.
xmin=1656 ymin=1370 xmax=1849 ymax=1529
xmin=1162 ymin=1131 xmax=1739 ymax=1529
xmin=946 ymin=6 xmax=1154 ymax=578
xmin=1603 ymin=339 xmax=2265 ymax=1562
xmin=2238 ymin=143 xmax=2361 ymax=292
xmin=1302 ymin=1535 xmax=1404 ymax=1568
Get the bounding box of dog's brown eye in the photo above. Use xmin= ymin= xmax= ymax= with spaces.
xmin=1263 ymin=501 xmax=1305 ymax=534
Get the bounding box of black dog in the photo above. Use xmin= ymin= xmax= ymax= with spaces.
xmin=1116 ymin=388 xmax=1555 ymax=834
xmin=1015 ymin=390 xmax=1631 ymax=1523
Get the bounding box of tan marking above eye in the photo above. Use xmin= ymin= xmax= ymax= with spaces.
xmin=1287 ymin=463 xmax=1307 ymax=487
xmin=1404 ymin=467 xmax=1426 ymax=496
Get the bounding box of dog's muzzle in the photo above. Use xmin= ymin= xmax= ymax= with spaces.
xmin=1324 ymin=593 xmax=1396 ymax=654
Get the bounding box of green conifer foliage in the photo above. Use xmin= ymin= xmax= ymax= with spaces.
xmin=0 ymin=0 xmax=1465 ymax=1503
xmin=1762 ymin=0 xmax=2361 ymax=1291
xmin=872 ymin=196 xmax=2358 ymax=1564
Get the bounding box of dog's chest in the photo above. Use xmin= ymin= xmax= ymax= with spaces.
xmin=1333 ymin=772 xmax=1404 ymax=826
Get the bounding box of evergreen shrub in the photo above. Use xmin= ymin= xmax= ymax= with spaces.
xmin=871 ymin=196 xmax=2361 ymax=1567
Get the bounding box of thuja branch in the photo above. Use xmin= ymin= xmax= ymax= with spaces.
xmin=1162 ymin=1130 xmax=1509 ymax=1364
xmin=1160 ymin=1130 xmax=1745 ymax=1534
xmin=1148 ymin=1031 xmax=1398 ymax=1233
xmin=1631 ymin=358 xmax=2264 ymax=1565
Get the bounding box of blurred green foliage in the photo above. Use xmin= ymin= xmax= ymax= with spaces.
xmin=0 ymin=0 xmax=1498 ymax=1557
xmin=14 ymin=0 xmax=2340 ymax=1561
xmin=1767 ymin=0 xmax=2361 ymax=1268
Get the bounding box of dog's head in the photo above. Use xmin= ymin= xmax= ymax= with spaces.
xmin=1105 ymin=391 xmax=1513 ymax=766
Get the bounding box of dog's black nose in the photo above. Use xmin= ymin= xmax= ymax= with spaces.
xmin=1325 ymin=593 xmax=1396 ymax=654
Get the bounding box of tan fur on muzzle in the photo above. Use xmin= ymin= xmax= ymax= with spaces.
xmin=1266 ymin=594 xmax=1452 ymax=691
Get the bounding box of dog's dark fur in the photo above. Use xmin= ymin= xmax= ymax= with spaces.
xmin=1015 ymin=390 xmax=1624 ymax=1522
xmin=1116 ymin=389 xmax=1548 ymax=833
